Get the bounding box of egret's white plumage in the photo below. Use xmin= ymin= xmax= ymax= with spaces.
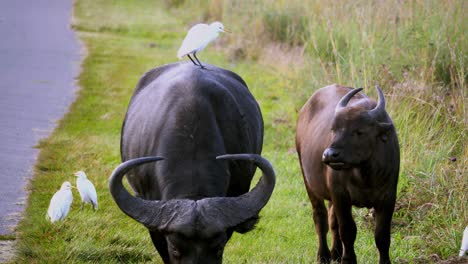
xmin=46 ymin=181 xmax=73 ymax=223
xmin=177 ymin=21 xmax=228 ymax=68
xmin=460 ymin=226 xmax=468 ymax=256
xmin=75 ymin=171 xmax=98 ymax=210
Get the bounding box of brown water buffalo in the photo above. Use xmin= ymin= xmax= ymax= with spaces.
xmin=109 ymin=62 xmax=276 ymax=263
xmin=296 ymin=84 xmax=399 ymax=264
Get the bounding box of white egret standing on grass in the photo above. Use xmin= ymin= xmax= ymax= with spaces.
xmin=460 ymin=226 xmax=468 ymax=256
xmin=75 ymin=171 xmax=98 ymax=210
xmin=177 ymin=21 xmax=229 ymax=68
xmin=46 ymin=181 xmax=73 ymax=223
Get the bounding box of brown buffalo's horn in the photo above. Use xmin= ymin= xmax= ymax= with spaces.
xmin=109 ymin=157 xmax=195 ymax=230
xmin=368 ymin=85 xmax=386 ymax=119
xmin=335 ymin=87 xmax=363 ymax=113
xmin=196 ymin=154 xmax=276 ymax=231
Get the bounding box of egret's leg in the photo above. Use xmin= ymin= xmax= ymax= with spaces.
xmin=193 ymin=52 xmax=205 ymax=68
xmin=80 ymin=202 xmax=84 ymax=211
xmin=187 ymin=54 xmax=198 ymax=66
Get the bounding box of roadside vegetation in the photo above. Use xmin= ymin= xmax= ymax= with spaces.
xmin=11 ymin=0 xmax=466 ymax=263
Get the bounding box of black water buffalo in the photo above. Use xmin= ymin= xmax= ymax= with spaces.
xmin=296 ymin=84 xmax=399 ymax=264
xmin=109 ymin=63 xmax=275 ymax=263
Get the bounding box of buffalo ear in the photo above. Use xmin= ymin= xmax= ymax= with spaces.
xmin=232 ymin=216 xmax=259 ymax=234
xmin=378 ymin=122 xmax=393 ymax=142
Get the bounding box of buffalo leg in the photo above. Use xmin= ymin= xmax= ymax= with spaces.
xmin=374 ymin=204 xmax=394 ymax=264
xmin=328 ymin=203 xmax=342 ymax=262
xmin=309 ymin=193 xmax=331 ymax=263
xmin=333 ymin=196 xmax=357 ymax=264
xmin=149 ymin=230 xmax=170 ymax=264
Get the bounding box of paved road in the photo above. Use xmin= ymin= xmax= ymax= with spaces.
xmin=0 ymin=0 xmax=81 ymax=235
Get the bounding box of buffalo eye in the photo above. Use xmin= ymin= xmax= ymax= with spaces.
xmin=353 ymin=130 xmax=364 ymax=136
xmin=171 ymin=245 xmax=181 ymax=259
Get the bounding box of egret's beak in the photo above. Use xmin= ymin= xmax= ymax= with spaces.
xmin=74 ymin=173 xmax=79 ymax=177
xmin=223 ymin=29 xmax=231 ymax=33
xmin=71 ymin=186 xmax=77 ymax=189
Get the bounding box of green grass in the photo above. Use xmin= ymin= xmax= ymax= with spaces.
xmin=0 ymin=234 xmax=16 ymax=241
xmin=11 ymin=0 xmax=467 ymax=263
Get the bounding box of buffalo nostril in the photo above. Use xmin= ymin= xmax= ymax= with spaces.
xmin=323 ymin=148 xmax=340 ymax=161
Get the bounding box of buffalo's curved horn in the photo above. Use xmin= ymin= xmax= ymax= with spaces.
xmin=335 ymin=87 xmax=363 ymax=113
xmin=368 ymin=85 xmax=386 ymax=119
xmin=197 ymin=154 xmax=276 ymax=231
xmin=109 ymin=157 xmax=194 ymax=230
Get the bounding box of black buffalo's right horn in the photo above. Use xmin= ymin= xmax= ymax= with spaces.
xmin=109 ymin=157 xmax=195 ymax=230
xmin=196 ymin=154 xmax=276 ymax=231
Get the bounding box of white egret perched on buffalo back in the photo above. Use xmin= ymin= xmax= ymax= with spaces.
xmin=177 ymin=21 xmax=229 ymax=68
xmin=46 ymin=181 xmax=73 ymax=223
xmin=75 ymin=171 xmax=98 ymax=210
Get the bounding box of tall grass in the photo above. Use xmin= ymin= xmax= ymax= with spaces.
xmin=11 ymin=0 xmax=466 ymax=263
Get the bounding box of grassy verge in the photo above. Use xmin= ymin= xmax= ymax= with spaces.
xmin=12 ymin=0 xmax=466 ymax=263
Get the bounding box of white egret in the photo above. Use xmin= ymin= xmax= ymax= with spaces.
xmin=177 ymin=21 xmax=229 ymax=68
xmin=460 ymin=226 xmax=468 ymax=256
xmin=46 ymin=181 xmax=73 ymax=223
xmin=75 ymin=171 xmax=98 ymax=210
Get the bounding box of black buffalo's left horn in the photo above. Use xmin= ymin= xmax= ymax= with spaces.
xmin=368 ymin=85 xmax=386 ymax=119
xmin=335 ymin=87 xmax=363 ymax=113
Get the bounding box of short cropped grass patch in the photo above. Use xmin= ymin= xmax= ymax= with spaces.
xmin=12 ymin=0 xmax=466 ymax=263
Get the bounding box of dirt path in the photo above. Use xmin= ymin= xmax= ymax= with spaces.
xmin=0 ymin=0 xmax=81 ymax=261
